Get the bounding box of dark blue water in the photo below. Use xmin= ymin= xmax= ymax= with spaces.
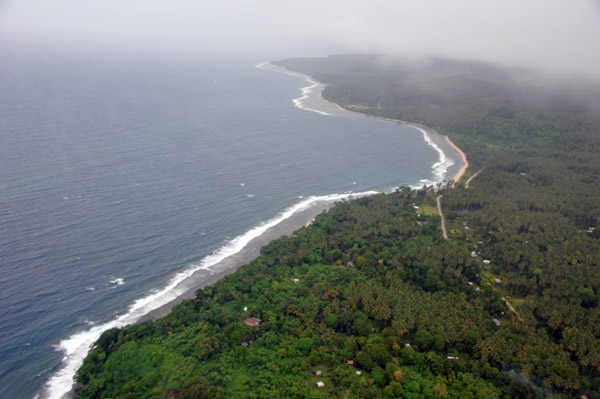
xmin=0 ymin=49 xmax=441 ymax=399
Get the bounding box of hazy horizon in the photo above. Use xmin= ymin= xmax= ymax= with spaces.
xmin=1 ymin=0 xmax=599 ymax=79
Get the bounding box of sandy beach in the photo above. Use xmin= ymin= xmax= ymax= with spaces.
xmin=261 ymin=63 xmax=468 ymax=186
xmin=326 ymin=103 xmax=468 ymax=186
xmin=445 ymin=136 xmax=468 ymax=186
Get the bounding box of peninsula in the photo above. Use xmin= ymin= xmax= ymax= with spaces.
xmin=74 ymin=54 xmax=600 ymax=399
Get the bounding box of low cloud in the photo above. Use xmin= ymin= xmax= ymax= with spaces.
xmin=1 ymin=0 xmax=599 ymax=78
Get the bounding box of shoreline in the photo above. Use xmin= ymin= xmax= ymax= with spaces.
xmin=262 ymin=61 xmax=468 ymax=186
xmin=54 ymin=61 xmax=468 ymax=399
xmin=330 ymin=103 xmax=469 ymax=187
xmin=136 ymin=195 xmax=373 ymax=322
xmin=46 ymin=193 xmax=377 ymax=399
xmin=445 ymin=136 xmax=468 ymax=187
xmin=141 ymin=64 xmax=470 ymax=323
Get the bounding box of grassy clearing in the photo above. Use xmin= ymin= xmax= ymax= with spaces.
xmin=418 ymin=205 xmax=438 ymax=217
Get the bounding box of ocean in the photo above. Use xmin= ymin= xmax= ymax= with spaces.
xmin=0 ymin=49 xmax=459 ymax=399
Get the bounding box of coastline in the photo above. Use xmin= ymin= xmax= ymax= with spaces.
xmin=136 ymin=195 xmax=372 ymax=322
xmin=262 ymin=62 xmax=468 ymax=186
xmin=330 ymin=103 xmax=469 ymax=187
xmin=47 ymin=193 xmax=378 ymax=399
xmin=142 ymin=64 xmax=470 ymax=323
xmin=56 ymin=61 xmax=467 ymax=399
xmin=445 ymin=136 xmax=468 ymax=187
xmin=140 ymin=64 xmax=470 ymax=324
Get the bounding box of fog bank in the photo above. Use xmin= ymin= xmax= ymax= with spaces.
xmin=1 ymin=0 xmax=599 ymax=78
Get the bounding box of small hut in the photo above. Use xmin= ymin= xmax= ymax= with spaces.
xmin=244 ymin=317 xmax=261 ymax=326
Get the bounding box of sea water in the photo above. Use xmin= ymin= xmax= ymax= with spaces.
xmin=0 ymin=49 xmax=455 ymax=399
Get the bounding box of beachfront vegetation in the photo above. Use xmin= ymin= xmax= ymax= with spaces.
xmin=75 ymin=55 xmax=600 ymax=398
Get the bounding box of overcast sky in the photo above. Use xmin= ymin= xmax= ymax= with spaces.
xmin=1 ymin=0 xmax=599 ymax=78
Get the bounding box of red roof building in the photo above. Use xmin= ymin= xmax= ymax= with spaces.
xmin=244 ymin=317 xmax=261 ymax=326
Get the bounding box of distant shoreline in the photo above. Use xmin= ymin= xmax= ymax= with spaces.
xmin=331 ymin=104 xmax=469 ymax=186
xmin=262 ymin=61 xmax=468 ymax=186
xmin=61 ymin=61 xmax=468 ymax=399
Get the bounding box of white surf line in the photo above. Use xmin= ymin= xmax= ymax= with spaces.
xmin=41 ymin=190 xmax=376 ymax=399
xmin=258 ymin=61 xmax=455 ymax=189
xmin=414 ymin=127 xmax=454 ymax=186
xmin=256 ymin=62 xmax=332 ymax=116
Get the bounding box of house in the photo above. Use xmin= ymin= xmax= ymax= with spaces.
xmin=315 ymin=370 xmax=322 ymax=376
xmin=346 ymin=360 xmax=354 ymax=365
xmin=244 ymin=317 xmax=261 ymax=326
xmin=447 ymin=356 xmax=459 ymax=360
xmin=483 ymin=260 xmax=491 ymax=265
xmin=291 ymin=278 xmax=300 ymax=284
xmin=493 ymin=318 xmax=502 ymax=326
xmin=471 ymin=251 xmax=477 ymax=258
xmin=316 ymin=381 xmax=325 ymax=389
xmin=494 ymin=278 xmax=502 ymax=284
xmin=405 ymin=343 xmax=412 ymax=348
xmin=356 ymin=371 xmax=362 ymax=376
xmin=243 ymin=306 xmax=248 ymax=312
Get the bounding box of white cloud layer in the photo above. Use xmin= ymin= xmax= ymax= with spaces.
xmin=1 ymin=0 xmax=599 ymax=77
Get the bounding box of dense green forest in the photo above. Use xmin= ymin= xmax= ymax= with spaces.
xmin=75 ymin=55 xmax=600 ymax=398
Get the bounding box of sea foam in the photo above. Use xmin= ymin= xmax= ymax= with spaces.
xmin=257 ymin=62 xmax=455 ymax=188
xmin=256 ymin=62 xmax=331 ymax=116
xmin=41 ymin=191 xmax=375 ymax=399
xmin=412 ymin=127 xmax=454 ymax=188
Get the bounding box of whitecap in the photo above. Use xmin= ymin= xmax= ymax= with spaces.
xmin=109 ymin=278 xmax=125 ymax=286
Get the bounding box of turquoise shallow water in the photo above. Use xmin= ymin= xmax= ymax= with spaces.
xmin=0 ymin=49 xmax=448 ymax=399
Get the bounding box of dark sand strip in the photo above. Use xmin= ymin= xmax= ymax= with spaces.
xmin=263 ymin=62 xmax=467 ymax=186
xmin=140 ymin=63 xmax=468 ymax=324
xmin=137 ymin=195 xmax=372 ymax=323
